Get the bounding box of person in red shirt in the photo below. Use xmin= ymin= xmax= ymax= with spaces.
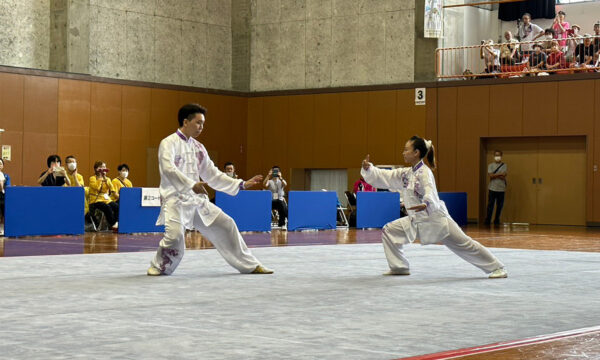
xmin=546 ymin=41 xmax=566 ymax=71
xmin=353 ymin=176 xmax=376 ymax=194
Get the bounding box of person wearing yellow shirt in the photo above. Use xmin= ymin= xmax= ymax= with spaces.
xmin=89 ymin=161 xmax=119 ymax=230
xmin=65 ymin=155 xmax=84 ymax=187
xmin=111 ymin=163 xmax=133 ymax=202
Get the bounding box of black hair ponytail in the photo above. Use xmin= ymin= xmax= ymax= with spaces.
xmin=410 ymin=135 xmax=436 ymax=170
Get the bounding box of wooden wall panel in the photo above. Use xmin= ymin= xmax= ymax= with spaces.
xmin=246 ymin=98 xmax=264 ymax=177
xmin=313 ymin=94 xmax=341 ymax=168
xmin=24 ymin=76 xmax=58 ymax=134
xmin=522 ymin=82 xmax=558 ymax=136
xmin=23 ymin=76 xmax=58 ymax=185
xmin=230 ymin=97 xmax=248 ymax=178
xmin=425 ymin=87 xmax=438 ymax=146
xmin=489 ymin=83 xmax=523 ymax=137
xmin=456 ymin=85 xmax=490 ymax=219
xmin=437 ymin=87 xmax=458 ymax=191
xmin=288 ymin=95 xmax=315 ymax=169
xmin=23 ymin=133 xmax=57 ymax=186
xmin=121 ymin=86 xmax=151 ymax=186
xmin=0 ymin=73 xmax=24 ymax=132
xmin=396 ymin=89 xmax=426 ymax=164
xmin=262 ymin=96 xmax=289 ymax=176
xmin=150 ymin=89 xmax=180 ymax=148
xmin=90 ymin=83 xmax=122 ymax=177
xmin=366 ymin=91 xmax=397 ymax=165
xmin=0 ymin=73 xmax=24 ymax=184
xmin=557 ymin=80 xmax=594 ymax=136
xmin=57 ymin=79 xmax=91 ymax=179
xmin=594 ymin=79 xmax=600 ymax=222
xmin=339 ymin=92 xmax=367 ymax=168
xmin=197 ymin=93 xmax=230 ymax=168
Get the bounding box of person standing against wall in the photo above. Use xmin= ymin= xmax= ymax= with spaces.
xmin=484 ymin=150 xmax=507 ymax=226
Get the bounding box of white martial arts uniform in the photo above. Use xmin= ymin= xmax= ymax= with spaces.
xmin=150 ymin=130 xmax=262 ymax=275
xmin=361 ymin=160 xmax=504 ymax=274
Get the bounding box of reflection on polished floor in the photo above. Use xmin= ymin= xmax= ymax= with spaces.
xmin=1 ymin=224 xmax=599 ymax=360
xmin=2 ymin=224 xmax=600 ymax=258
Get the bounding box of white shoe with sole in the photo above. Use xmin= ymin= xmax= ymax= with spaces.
xmin=488 ymin=268 xmax=508 ymax=279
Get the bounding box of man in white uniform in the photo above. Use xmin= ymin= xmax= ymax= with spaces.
xmin=148 ymin=104 xmax=273 ymax=276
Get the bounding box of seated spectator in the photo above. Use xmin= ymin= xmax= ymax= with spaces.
xmin=0 ymin=158 xmax=10 ymax=221
xmin=542 ymin=29 xmax=556 ymax=52
xmin=551 ymin=11 xmax=570 ymax=50
xmin=594 ymin=22 xmax=600 ymax=52
xmin=263 ymin=165 xmax=287 ymax=228
xmin=574 ymin=35 xmax=596 ymax=67
xmin=65 ymin=155 xmax=84 ymax=187
xmin=224 ymin=162 xmax=238 ymax=179
xmin=481 ymin=40 xmax=500 ymax=73
xmin=546 ymin=42 xmax=566 ymax=71
xmin=353 ymin=176 xmax=376 ymax=194
xmin=527 ymin=44 xmax=547 ymax=71
xmin=89 ymin=161 xmax=119 ymax=230
xmin=38 ymin=155 xmax=70 ymax=186
xmin=500 ymin=31 xmax=520 ymax=65
xmin=566 ymin=24 xmax=582 ymax=63
xmin=111 ymin=164 xmax=133 ymax=202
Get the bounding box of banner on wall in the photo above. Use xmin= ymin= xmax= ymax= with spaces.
xmin=424 ymin=0 xmax=443 ymax=38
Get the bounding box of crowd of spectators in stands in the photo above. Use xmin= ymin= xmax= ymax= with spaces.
xmin=474 ymin=12 xmax=599 ymax=78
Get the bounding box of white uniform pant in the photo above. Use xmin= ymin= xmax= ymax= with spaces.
xmin=150 ymin=206 xmax=261 ymax=275
xmin=381 ymin=218 xmax=504 ymax=274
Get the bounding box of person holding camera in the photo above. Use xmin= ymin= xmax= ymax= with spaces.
xmin=88 ymin=161 xmax=119 ymax=230
xmin=38 ymin=154 xmax=70 ymax=186
xmin=552 ymin=11 xmax=570 ymax=50
xmin=264 ymin=165 xmax=288 ymax=228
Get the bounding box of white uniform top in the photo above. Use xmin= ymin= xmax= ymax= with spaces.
xmin=156 ymin=130 xmax=244 ymax=227
xmin=361 ymin=160 xmax=451 ymax=245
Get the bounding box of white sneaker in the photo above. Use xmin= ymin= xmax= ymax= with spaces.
xmin=383 ymin=268 xmax=411 ymax=276
xmin=488 ymin=268 xmax=508 ymax=279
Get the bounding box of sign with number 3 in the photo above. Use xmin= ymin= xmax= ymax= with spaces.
xmin=415 ymin=88 xmax=426 ymax=106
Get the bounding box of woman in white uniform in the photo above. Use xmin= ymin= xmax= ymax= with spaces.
xmin=361 ymin=135 xmax=507 ymax=278
xmin=148 ymin=104 xmax=273 ymax=276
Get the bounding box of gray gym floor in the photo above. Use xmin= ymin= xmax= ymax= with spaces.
xmin=1 ymin=243 xmax=599 ymax=359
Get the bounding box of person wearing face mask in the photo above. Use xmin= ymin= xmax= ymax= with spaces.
xmin=542 ymin=28 xmax=556 ymax=53
xmin=111 ymin=164 xmax=133 ymax=202
xmin=89 ymin=161 xmax=119 ymax=230
xmin=360 ymin=136 xmax=506 ymax=278
xmin=484 ymin=151 xmax=507 ymax=226
xmin=65 ymin=155 xmax=84 ymax=187
xmin=223 ymin=162 xmax=238 ymax=179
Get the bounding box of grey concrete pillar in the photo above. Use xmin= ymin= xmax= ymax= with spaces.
xmin=231 ymin=0 xmax=251 ymax=91
xmin=413 ymin=0 xmax=438 ymax=82
xmin=49 ymin=0 xmax=89 ymax=74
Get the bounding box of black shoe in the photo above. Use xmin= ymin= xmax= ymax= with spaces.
xmin=483 ymin=221 xmax=491 ymax=226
